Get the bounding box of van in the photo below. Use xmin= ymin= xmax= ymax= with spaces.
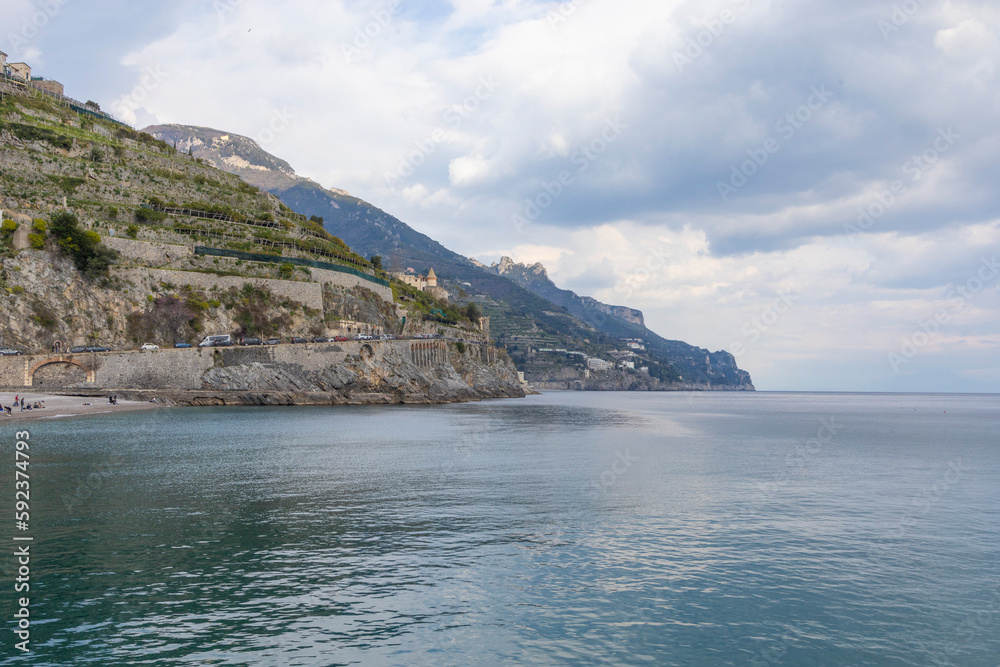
xmin=198 ymin=334 xmax=232 ymax=347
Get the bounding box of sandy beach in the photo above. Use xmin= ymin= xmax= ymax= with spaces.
xmin=0 ymin=392 xmax=164 ymax=422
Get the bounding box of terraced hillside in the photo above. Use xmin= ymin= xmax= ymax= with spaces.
xmin=146 ymin=124 xmax=755 ymax=390
xmin=0 ymin=84 xmax=412 ymax=354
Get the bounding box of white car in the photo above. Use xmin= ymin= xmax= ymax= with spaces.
xmin=140 ymin=343 xmax=159 ymax=351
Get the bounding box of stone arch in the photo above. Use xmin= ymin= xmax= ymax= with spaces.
xmin=28 ymin=357 xmax=95 ymax=387
xmin=360 ymin=344 xmax=374 ymax=360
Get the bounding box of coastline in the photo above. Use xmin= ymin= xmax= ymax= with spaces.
xmin=0 ymin=392 xmax=164 ymax=422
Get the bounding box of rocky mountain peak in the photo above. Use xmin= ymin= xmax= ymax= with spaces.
xmin=143 ymin=124 xmax=352 ymax=197
xmin=492 ymin=256 xmax=549 ymax=280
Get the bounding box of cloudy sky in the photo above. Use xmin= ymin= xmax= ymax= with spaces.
xmin=5 ymin=0 xmax=999 ymax=392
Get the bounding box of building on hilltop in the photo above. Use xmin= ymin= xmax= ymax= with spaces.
xmin=9 ymin=62 xmax=30 ymax=81
xmin=391 ymin=267 xmax=449 ymax=301
xmin=586 ymin=357 xmax=614 ymax=372
xmin=31 ymin=78 xmax=64 ymax=95
xmin=0 ymin=51 xmax=7 ymax=73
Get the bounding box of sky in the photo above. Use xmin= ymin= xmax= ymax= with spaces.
xmin=4 ymin=0 xmax=999 ymax=392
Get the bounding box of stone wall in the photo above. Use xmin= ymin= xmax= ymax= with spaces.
xmin=113 ymin=267 xmax=325 ymax=312
xmin=0 ymin=339 xmax=525 ymax=404
xmin=104 ymin=237 xmax=393 ymax=303
xmin=411 ymin=341 xmax=448 ymax=367
xmin=311 ymin=266 xmax=393 ymax=303
xmin=103 ymin=237 xmax=192 ymax=266
xmin=0 ymin=341 xmax=392 ymax=390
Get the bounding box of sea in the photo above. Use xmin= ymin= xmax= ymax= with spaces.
xmin=1 ymin=391 xmax=998 ymax=666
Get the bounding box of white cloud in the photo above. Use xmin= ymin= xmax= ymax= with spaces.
xmin=19 ymin=0 xmax=1000 ymax=390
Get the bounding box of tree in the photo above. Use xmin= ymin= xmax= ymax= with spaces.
xmin=48 ymin=211 xmax=118 ymax=278
xmin=309 ymin=215 xmax=324 ymax=224
xmin=369 ymin=255 xmax=383 ymax=271
xmin=464 ymin=302 xmax=482 ymax=323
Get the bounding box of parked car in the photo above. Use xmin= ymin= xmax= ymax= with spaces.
xmin=69 ymin=345 xmax=87 ymax=353
xmin=174 ymin=342 xmax=192 ymax=348
xmin=264 ymin=338 xmax=281 ymax=345
xmin=85 ymin=346 xmax=110 ymax=352
xmin=199 ymin=335 xmax=232 ymax=347
xmin=311 ymin=336 xmax=329 ymax=343
xmin=379 ymin=334 xmax=395 ymax=340
xmin=238 ymin=337 xmax=263 ymax=346
xmin=333 ymin=336 xmax=349 ymax=342
xmin=290 ymin=337 xmax=307 ymax=344
xmin=0 ymin=347 xmax=23 ymax=356
xmin=140 ymin=343 xmax=159 ymax=351
xmin=356 ymin=334 xmax=374 ymax=340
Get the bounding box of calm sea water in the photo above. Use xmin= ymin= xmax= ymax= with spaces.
xmin=2 ymin=392 xmax=999 ymax=666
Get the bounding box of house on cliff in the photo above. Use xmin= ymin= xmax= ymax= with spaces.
xmin=392 ymin=267 xmax=449 ymax=302
xmin=8 ymin=61 xmax=30 ymax=81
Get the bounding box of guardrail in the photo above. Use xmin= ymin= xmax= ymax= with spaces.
xmin=144 ymin=204 xmax=280 ymax=228
xmin=0 ymin=71 xmax=131 ymax=128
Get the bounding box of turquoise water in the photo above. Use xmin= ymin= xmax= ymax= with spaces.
xmin=1 ymin=392 xmax=998 ymax=665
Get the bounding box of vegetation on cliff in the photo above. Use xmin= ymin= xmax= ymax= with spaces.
xmin=0 ymin=86 xmax=396 ymax=353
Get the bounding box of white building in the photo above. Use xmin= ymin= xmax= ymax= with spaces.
xmin=586 ymin=358 xmax=614 ymax=372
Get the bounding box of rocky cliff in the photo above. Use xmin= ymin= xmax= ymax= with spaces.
xmin=142 ymin=124 xmax=755 ymax=391
xmin=489 ymin=256 xmax=645 ymax=326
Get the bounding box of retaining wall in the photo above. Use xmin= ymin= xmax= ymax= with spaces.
xmin=0 ymin=341 xmax=397 ymax=390
xmin=103 ymin=237 xmax=192 ymax=265
xmin=113 ymin=267 xmax=325 ymax=311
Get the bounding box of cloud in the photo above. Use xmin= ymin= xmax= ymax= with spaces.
xmin=12 ymin=0 xmax=1000 ymax=390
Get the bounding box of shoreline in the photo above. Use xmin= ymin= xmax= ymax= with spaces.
xmin=0 ymin=392 xmax=163 ymax=422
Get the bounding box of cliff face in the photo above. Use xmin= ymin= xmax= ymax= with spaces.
xmin=142 ymin=125 xmax=754 ymax=391
xmin=489 ymin=256 xmax=645 ymax=327
xmin=190 ymin=343 xmax=525 ymax=405
xmin=0 ymin=340 xmax=526 ymax=405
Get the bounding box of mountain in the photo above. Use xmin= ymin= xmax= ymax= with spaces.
xmin=488 ymin=256 xmax=645 ymax=326
xmin=144 ymin=124 xmax=754 ymax=390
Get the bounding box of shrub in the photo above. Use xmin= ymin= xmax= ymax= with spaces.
xmin=28 ymin=233 xmax=45 ymax=250
xmin=278 ymin=263 xmax=294 ymax=278
xmin=1 ymin=220 xmax=16 ymax=233
xmin=31 ymin=219 xmax=46 ymax=232
xmin=90 ymin=146 xmax=104 ymax=162
xmin=126 ymin=224 xmax=138 ymax=238
xmin=1 ymin=122 xmax=73 ymax=149
xmin=48 ymin=211 xmax=119 ymax=278
xmin=31 ymin=300 xmax=58 ymax=329
xmin=455 ymin=341 xmax=466 ymax=354
xmin=135 ymin=208 xmax=166 ymax=223
xmin=127 ymin=295 xmax=196 ymax=344
xmin=464 ymin=302 xmax=482 ymax=323
xmin=11 ymin=285 xmax=25 ymax=295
